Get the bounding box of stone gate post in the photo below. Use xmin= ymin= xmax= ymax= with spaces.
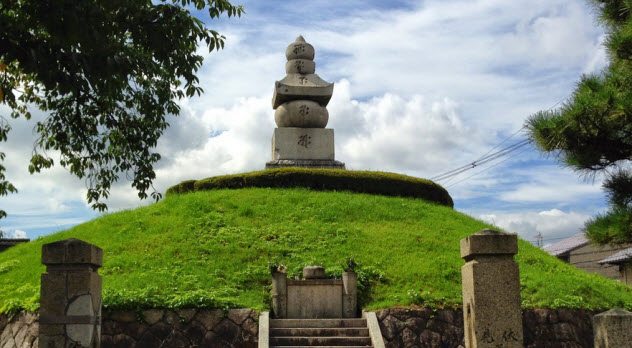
xmin=460 ymin=230 xmax=523 ymax=348
xmin=271 ymin=270 xmax=288 ymax=318
xmin=39 ymin=238 xmax=103 ymax=347
xmin=342 ymin=271 xmax=357 ymax=318
xmin=593 ymin=308 xmax=632 ymax=348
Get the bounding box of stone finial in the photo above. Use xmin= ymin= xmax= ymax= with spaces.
xmin=285 ymin=35 xmax=315 ymax=63
xmin=272 ymin=36 xmax=334 ymax=128
xmin=593 ymin=308 xmax=632 ymax=348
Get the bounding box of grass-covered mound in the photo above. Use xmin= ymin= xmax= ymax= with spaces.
xmin=1 ymin=188 xmax=631 ymax=315
xmin=167 ymin=168 xmax=453 ymax=207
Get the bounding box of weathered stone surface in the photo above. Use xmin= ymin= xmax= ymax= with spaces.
xmin=110 ymin=333 xmax=134 ymax=348
xmin=265 ymin=159 xmax=345 ymax=169
xmin=227 ymin=308 xmax=253 ymax=325
xmin=272 ymin=36 xmax=333 ymax=110
xmin=37 ymin=335 xmax=64 ymax=348
xmin=120 ymin=321 xmax=146 ymax=340
xmin=39 ymin=272 xmax=67 ymax=317
xmin=375 ymin=308 xmax=594 ymax=348
xmin=285 ymin=59 xmax=316 ymax=75
xmin=194 ymin=310 xmax=224 ymax=331
xmin=163 ymin=311 xmax=182 ymax=327
xmin=67 ymin=323 xmax=94 ymax=347
xmin=273 ymin=76 xmax=334 ymax=109
xmin=42 ymin=238 xmax=103 ymax=267
xmin=275 ymin=100 xmax=328 ymax=128
xmin=109 ymin=311 xmax=136 ymax=323
xmin=287 ymin=283 xmax=343 ymax=318
xmin=267 ymin=35 xmax=344 ymax=170
xmin=0 ymin=307 xmax=598 ymax=347
xmin=67 ymin=271 xmax=99 ymax=299
xmin=39 ymin=239 xmax=102 ymax=348
xmin=141 ymin=309 xmax=163 ymax=325
xmin=211 ymin=319 xmax=241 ymax=347
xmin=176 ymin=309 xmax=196 ymax=323
xmin=461 ymin=230 xmax=523 ymax=348
xmin=285 ymin=36 xmax=315 ymax=60
xmin=271 ymin=127 xmax=335 ymax=161
xmin=342 ymin=271 xmax=358 ymax=318
xmin=302 ymin=266 xmax=326 ymax=279
xmin=593 ymin=308 xmax=632 ymax=348
xmin=183 ymin=322 xmax=205 ymax=343
xmin=242 ymin=318 xmax=258 ymax=336
xmin=460 ymin=229 xmax=518 ymax=259
xmin=136 ymin=331 xmax=161 ymax=347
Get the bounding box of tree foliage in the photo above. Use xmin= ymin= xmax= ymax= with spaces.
xmin=526 ymin=0 xmax=632 ymax=244
xmin=0 ymin=0 xmax=243 ymax=222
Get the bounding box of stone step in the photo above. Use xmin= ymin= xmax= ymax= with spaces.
xmin=270 ymin=336 xmax=372 ymax=346
xmin=270 ymin=318 xmax=367 ymax=328
xmin=270 ymin=327 xmax=370 ymax=337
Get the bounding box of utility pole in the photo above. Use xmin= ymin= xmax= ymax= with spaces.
xmin=535 ymin=232 xmax=543 ymax=247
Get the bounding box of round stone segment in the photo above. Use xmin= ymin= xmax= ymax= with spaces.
xmin=285 ymin=59 xmax=316 ymax=75
xmin=286 ymin=36 xmax=315 ymax=60
xmin=303 ymin=266 xmax=326 ymax=279
xmin=275 ymin=100 xmax=328 ymax=128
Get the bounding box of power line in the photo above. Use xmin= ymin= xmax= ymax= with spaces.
xmin=432 ymin=139 xmax=531 ymax=182
xmin=475 ymin=126 xmax=526 ymax=162
xmin=444 ymin=142 xmax=532 ymax=188
xmin=430 ymin=127 xmax=527 ymax=181
xmin=431 ymin=98 xmax=566 ymax=185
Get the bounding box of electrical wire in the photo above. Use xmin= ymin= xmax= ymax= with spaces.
xmin=431 ymin=139 xmax=531 ymax=182
xmin=445 ymin=143 xmax=532 ymax=188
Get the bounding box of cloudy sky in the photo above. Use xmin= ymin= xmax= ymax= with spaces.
xmin=0 ymin=0 xmax=609 ymax=245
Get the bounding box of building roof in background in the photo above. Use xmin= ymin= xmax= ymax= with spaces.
xmin=543 ymin=233 xmax=589 ymax=256
xmin=0 ymin=238 xmax=30 ymax=252
xmin=598 ymin=247 xmax=632 ymax=265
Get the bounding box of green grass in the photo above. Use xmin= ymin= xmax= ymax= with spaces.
xmin=0 ymin=188 xmax=631 ymax=314
xmin=167 ymin=168 xmax=453 ymax=207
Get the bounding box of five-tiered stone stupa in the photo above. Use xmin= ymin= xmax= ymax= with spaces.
xmin=265 ymin=36 xmax=345 ymax=169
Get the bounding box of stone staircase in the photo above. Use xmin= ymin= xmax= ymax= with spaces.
xmin=269 ymin=318 xmax=373 ymax=347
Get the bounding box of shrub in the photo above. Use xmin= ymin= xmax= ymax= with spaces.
xmin=167 ymin=168 xmax=453 ymax=207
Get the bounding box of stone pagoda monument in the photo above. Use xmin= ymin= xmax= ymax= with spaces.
xmin=265 ymin=36 xmax=345 ymax=169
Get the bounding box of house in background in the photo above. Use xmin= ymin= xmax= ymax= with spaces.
xmin=598 ymin=247 xmax=632 ymax=285
xmin=544 ymin=233 xmax=632 ymax=286
xmin=0 ymin=238 xmax=29 ymax=252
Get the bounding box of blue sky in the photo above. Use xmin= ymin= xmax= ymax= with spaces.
xmin=0 ymin=0 xmax=609 ymax=245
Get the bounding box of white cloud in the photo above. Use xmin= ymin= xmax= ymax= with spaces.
xmin=499 ymin=165 xmax=603 ymax=203
xmin=148 ymin=80 xmax=486 ymax=192
xmin=480 ymin=208 xmax=591 ymax=242
xmin=0 ymin=0 xmax=610 ymax=237
xmin=3 ymin=229 xmax=27 ymax=239
xmin=331 ymin=81 xmax=487 ymax=175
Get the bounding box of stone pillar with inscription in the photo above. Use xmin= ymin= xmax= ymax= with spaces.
xmin=39 ymin=238 xmax=103 ymax=348
xmin=460 ymin=230 xmax=523 ymax=348
xmin=265 ymin=36 xmax=345 ymax=169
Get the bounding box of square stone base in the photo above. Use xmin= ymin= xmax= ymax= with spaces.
xmin=271 ymin=128 xmax=335 ymax=161
xmin=266 ymin=159 xmax=345 ymax=169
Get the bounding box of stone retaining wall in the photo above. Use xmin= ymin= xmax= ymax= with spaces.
xmin=0 ymin=307 xmax=597 ymax=348
xmin=0 ymin=312 xmax=38 ymax=348
xmin=1 ymin=309 xmax=258 ymax=348
xmin=376 ymin=307 xmax=596 ymax=348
